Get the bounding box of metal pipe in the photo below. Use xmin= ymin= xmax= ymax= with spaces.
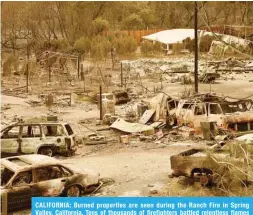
xmin=194 ymin=1 xmax=199 ymax=94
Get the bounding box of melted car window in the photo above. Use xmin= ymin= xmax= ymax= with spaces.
xmin=22 ymin=125 xmax=41 ymax=138
xmin=42 ymin=125 xmax=65 ymax=137
xmin=194 ymin=105 xmax=206 ymax=115
xmin=209 ymin=104 xmax=222 ymax=114
xmin=182 ymin=103 xmax=193 ymax=109
xmin=36 ymin=166 xmax=64 ymax=182
xmin=12 ymin=170 xmax=32 ymax=186
xmin=1 ymin=126 xmax=20 ymax=139
xmin=1 ymin=166 xmax=15 ymax=186
xmin=65 ymin=124 xmax=74 ymax=136
xmin=60 ymin=166 xmax=72 ymax=176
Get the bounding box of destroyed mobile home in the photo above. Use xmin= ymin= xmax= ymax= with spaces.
xmin=0 ymin=121 xmax=78 ymax=157
xmin=1 ymin=155 xmax=101 ymax=212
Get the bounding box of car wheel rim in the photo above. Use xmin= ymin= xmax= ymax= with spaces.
xmin=41 ymin=148 xmax=53 ymax=157
xmin=67 ymin=186 xmax=80 ymax=197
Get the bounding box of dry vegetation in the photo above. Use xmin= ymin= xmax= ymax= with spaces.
xmin=2 ymin=2 xmax=253 ymax=58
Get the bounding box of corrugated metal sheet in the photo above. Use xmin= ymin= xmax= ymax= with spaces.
xmin=110 ymin=118 xmax=154 ymax=134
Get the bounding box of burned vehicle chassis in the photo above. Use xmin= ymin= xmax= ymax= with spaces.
xmin=170 ymin=145 xmax=253 ymax=187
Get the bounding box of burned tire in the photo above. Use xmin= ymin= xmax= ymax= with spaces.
xmin=191 ymin=168 xmax=213 ymax=187
xmin=64 ymin=150 xmax=73 ymax=157
xmin=38 ymin=147 xmax=54 ymax=157
xmin=66 ymin=185 xmax=82 ymax=197
xmin=200 ymin=175 xmax=211 ymax=187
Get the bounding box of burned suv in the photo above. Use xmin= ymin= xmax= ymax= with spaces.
xmin=1 ymin=122 xmax=77 ymax=157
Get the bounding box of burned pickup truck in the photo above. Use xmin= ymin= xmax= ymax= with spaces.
xmin=1 ymin=122 xmax=78 ymax=157
xmin=170 ymin=142 xmax=253 ymax=187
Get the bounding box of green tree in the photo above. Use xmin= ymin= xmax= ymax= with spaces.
xmin=122 ymin=14 xmax=144 ymax=30
xmin=91 ymin=18 xmax=109 ymax=36
xmin=90 ymin=36 xmax=111 ymax=61
xmin=140 ymin=9 xmax=156 ymax=29
xmin=74 ymin=37 xmax=91 ymax=54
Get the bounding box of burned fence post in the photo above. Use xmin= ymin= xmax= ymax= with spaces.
xmin=100 ymin=85 xmax=103 ymax=121
xmin=77 ymin=54 xmax=80 ymax=79
xmin=49 ymin=65 xmax=52 ymax=82
xmin=80 ymin=64 xmax=85 ymax=92
xmin=46 ymin=51 xmax=52 ymax=83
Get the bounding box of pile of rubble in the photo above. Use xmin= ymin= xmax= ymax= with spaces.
xmin=120 ymin=58 xmax=253 ymax=86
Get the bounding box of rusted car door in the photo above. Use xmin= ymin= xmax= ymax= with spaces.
xmin=1 ymin=125 xmax=21 ymax=155
xmin=20 ymin=125 xmax=43 ymax=154
xmin=176 ymin=101 xmax=194 ymax=126
xmin=41 ymin=124 xmax=67 ymax=148
xmin=34 ymin=165 xmax=72 ymax=197
xmin=207 ymin=103 xmax=224 ymax=127
xmin=192 ymin=103 xmax=208 ymax=133
xmin=7 ymin=170 xmax=37 ymax=210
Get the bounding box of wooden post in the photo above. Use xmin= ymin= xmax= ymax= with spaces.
xmin=77 ymin=55 xmax=80 ymax=79
xmin=26 ymin=43 xmax=29 ymax=93
xmin=99 ymin=85 xmax=103 ymax=120
xmin=49 ymin=66 xmax=51 ymax=82
xmin=2 ymin=192 xmax=8 ymax=215
xmin=81 ymin=64 xmax=85 ymax=92
xmin=83 ymin=74 xmax=85 ymax=92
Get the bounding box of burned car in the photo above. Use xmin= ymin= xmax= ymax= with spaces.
xmin=170 ymin=141 xmax=253 ymax=187
xmin=1 ymin=155 xmax=101 ymax=212
xmin=175 ymin=94 xmax=253 ymax=134
xmin=1 ymin=122 xmax=78 ymax=157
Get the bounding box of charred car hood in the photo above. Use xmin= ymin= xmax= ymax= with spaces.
xmin=63 ymin=164 xmax=100 ymax=177
xmin=64 ymin=164 xmax=100 ymax=186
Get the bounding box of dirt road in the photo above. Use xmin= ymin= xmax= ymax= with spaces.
xmin=15 ymin=145 xmax=190 ymax=214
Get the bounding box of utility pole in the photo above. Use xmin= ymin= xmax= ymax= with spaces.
xmin=194 ymin=1 xmax=199 ymax=94
xmin=26 ymin=15 xmax=30 ymax=93
xmin=121 ymin=62 xmax=123 ymax=88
